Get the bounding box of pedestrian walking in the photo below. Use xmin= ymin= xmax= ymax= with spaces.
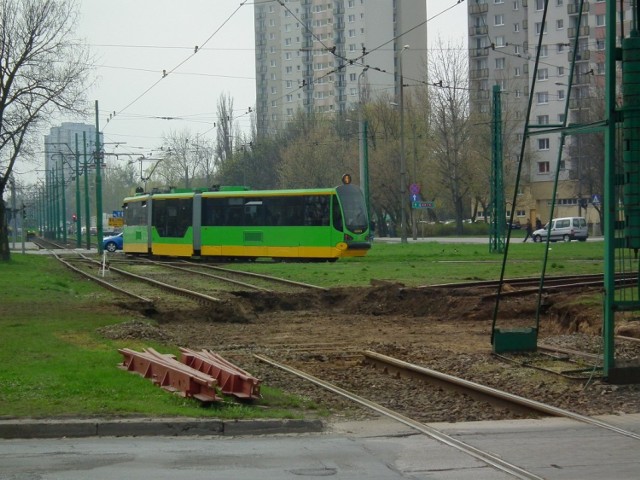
xmin=523 ymin=219 xmax=533 ymax=242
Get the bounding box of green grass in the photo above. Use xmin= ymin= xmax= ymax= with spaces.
xmin=231 ymin=240 xmax=604 ymax=287
xmin=0 ymin=240 xmax=604 ymax=418
xmin=0 ymin=255 xmax=320 ymax=419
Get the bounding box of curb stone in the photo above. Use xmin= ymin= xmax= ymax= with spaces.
xmin=0 ymin=418 xmax=324 ymax=439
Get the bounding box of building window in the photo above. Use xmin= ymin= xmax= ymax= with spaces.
xmin=535 ymin=0 xmax=544 ymax=9
xmin=494 ymin=14 xmax=504 ymax=26
xmin=537 ymin=115 xmax=549 ymax=125
xmin=557 ymin=89 xmax=565 ymax=100
xmin=538 ymin=138 xmax=550 ymax=150
xmin=596 ymin=14 xmax=606 ymax=26
xmin=514 ymin=67 xmax=521 ymax=76
xmin=556 ymin=19 xmax=564 ymax=29
xmin=537 ymin=68 xmax=548 ymax=80
xmin=495 ymin=57 xmax=505 ymax=69
xmin=557 ymin=66 xmax=565 ymax=76
xmin=495 ymin=36 xmax=505 ymax=48
xmin=537 ymin=91 xmax=549 ymax=104
xmin=538 ymin=161 xmax=550 ymax=173
xmin=535 ymin=22 xmax=547 ymax=35
xmin=514 ymin=23 xmax=520 ymax=32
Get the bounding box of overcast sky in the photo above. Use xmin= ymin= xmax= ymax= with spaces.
xmin=53 ymin=0 xmax=467 ymax=167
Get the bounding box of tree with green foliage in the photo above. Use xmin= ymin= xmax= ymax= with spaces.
xmin=0 ymin=0 xmax=91 ymax=260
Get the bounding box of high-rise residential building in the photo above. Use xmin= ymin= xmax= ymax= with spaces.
xmin=254 ymin=0 xmax=427 ymax=136
xmin=44 ymin=122 xmax=100 ymax=177
xmin=468 ymin=0 xmax=612 ymax=226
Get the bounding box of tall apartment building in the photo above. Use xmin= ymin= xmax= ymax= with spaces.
xmin=44 ymin=122 xmax=99 ymax=177
xmin=254 ymin=0 xmax=427 ymax=136
xmin=468 ymin=0 xmax=611 ymax=226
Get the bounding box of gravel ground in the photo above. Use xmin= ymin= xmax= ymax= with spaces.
xmin=100 ymin=284 xmax=640 ymax=423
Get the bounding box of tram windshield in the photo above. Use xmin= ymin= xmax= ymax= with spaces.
xmin=336 ymin=184 xmax=368 ymax=233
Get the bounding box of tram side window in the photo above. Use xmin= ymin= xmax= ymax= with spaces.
xmin=202 ymin=197 xmax=225 ymax=226
xmin=332 ymin=195 xmax=343 ymax=231
xmin=263 ymin=195 xmax=329 ymax=226
xmin=202 ymin=195 xmax=329 ymax=227
xmin=152 ymin=198 xmax=192 ymax=237
xmin=124 ymin=201 xmax=147 ymax=226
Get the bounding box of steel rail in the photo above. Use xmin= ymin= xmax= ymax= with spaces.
xmin=141 ymin=259 xmax=273 ymax=292
xmin=254 ymin=354 xmax=543 ymax=480
xmin=423 ymin=272 xmax=636 ymax=292
xmin=76 ymin=254 xmax=222 ymax=304
xmin=52 ymin=252 xmax=154 ymax=305
xmin=182 ymin=261 xmax=328 ymax=291
xmin=363 ymin=351 xmax=640 ymax=441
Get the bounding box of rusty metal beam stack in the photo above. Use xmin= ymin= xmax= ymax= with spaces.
xmin=179 ymin=348 xmax=262 ymax=400
xmin=118 ymin=347 xmax=220 ymax=402
xmin=118 ymin=347 xmax=262 ymax=403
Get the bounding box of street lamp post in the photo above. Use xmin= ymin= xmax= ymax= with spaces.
xmin=399 ymin=45 xmax=410 ymax=244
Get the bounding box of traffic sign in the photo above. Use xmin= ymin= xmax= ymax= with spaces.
xmin=112 ymin=210 xmax=124 ymax=218
xmin=412 ymin=201 xmax=434 ymax=209
xmin=591 ymin=194 xmax=600 ymax=206
xmin=409 ymin=183 xmax=421 ymax=195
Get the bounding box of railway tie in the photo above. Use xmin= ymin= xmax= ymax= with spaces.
xmin=179 ymin=348 xmax=262 ymax=400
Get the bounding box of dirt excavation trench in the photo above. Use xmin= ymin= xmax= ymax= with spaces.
xmin=101 ymin=283 xmax=640 ymax=423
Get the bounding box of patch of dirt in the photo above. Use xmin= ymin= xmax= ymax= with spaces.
xmin=102 ymin=284 xmax=640 ymax=423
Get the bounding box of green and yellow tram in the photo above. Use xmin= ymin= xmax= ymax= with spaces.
xmin=122 ymin=176 xmax=371 ymax=261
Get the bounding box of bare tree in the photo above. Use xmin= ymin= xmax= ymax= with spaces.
xmin=0 ymin=0 xmax=91 ymax=260
xmin=215 ymin=92 xmax=235 ymax=168
xmin=158 ymin=129 xmax=202 ymax=189
xmin=428 ymin=38 xmax=473 ymax=233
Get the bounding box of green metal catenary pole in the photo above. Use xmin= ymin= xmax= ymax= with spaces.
xmin=95 ymin=100 xmax=103 ymax=254
xmin=75 ymin=133 xmax=81 ymax=248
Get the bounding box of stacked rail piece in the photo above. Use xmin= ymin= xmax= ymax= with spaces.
xmin=118 ymin=347 xmax=261 ymax=402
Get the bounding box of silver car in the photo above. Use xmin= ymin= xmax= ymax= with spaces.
xmin=532 ymin=217 xmax=588 ymax=242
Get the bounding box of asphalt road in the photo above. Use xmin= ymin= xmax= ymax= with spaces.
xmin=2 ymin=416 xmax=639 ymax=479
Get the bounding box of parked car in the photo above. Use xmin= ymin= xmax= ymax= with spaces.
xmin=102 ymin=232 xmax=123 ymax=252
xmin=532 ymin=217 xmax=588 ymax=243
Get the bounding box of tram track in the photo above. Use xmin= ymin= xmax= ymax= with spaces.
xmin=255 ymin=349 xmax=640 ymax=479
xmin=255 ymin=353 xmax=545 ymax=480
xmin=60 ymin=253 xmax=222 ymax=308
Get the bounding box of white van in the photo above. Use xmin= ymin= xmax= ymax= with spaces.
xmin=532 ymin=217 xmax=588 ymax=243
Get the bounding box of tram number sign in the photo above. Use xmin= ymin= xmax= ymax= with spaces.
xmin=412 ymin=201 xmax=434 ymax=209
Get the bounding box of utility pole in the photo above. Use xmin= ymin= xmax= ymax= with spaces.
xmin=399 ymin=45 xmax=409 ymax=244
xmin=95 ymin=100 xmax=103 ymax=253
xmin=75 ymin=134 xmax=81 ymax=248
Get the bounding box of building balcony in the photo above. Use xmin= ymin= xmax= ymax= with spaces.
xmin=572 ymin=49 xmax=591 ymax=61
xmin=567 ymin=26 xmax=590 ymax=38
xmin=469 ymin=25 xmax=488 ymax=36
xmin=469 ymin=3 xmax=488 ymax=14
xmin=568 ymin=2 xmax=589 ymax=15
xmin=474 ymin=90 xmax=490 ymax=101
xmin=470 ymin=68 xmax=489 ymax=79
xmin=470 ymin=47 xmax=488 ymax=57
